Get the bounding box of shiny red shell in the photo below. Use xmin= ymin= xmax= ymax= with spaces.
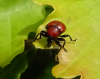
xmin=46 ymin=21 xmax=66 ymax=38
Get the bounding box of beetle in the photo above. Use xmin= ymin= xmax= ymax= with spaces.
xmin=34 ymin=20 xmax=76 ymax=52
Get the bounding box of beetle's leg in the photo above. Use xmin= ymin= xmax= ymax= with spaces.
xmin=59 ymin=34 xmax=77 ymax=41
xmin=42 ymin=42 xmax=52 ymax=54
xmin=43 ymin=42 xmax=51 ymax=49
xmin=55 ymin=38 xmax=67 ymax=52
xmin=45 ymin=42 xmax=52 ymax=56
xmin=34 ymin=30 xmax=48 ymax=41
xmin=54 ymin=39 xmax=67 ymax=53
xmin=33 ymin=33 xmax=40 ymax=41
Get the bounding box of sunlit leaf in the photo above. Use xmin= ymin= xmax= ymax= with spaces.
xmin=0 ymin=0 xmax=45 ymax=67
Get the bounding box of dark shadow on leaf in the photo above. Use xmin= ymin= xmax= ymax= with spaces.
xmin=28 ymin=32 xmax=36 ymax=39
xmin=44 ymin=5 xmax=54 ymax=17
xmin=21 ymin=48 xmax=59 ymax=79
xmin=73 ymin=76 xmax=81 ymax=79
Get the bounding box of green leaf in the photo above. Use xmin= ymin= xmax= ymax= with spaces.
xmin=0 ymin=0 xmax=45 ymax=67
xmin=33 ymin=0 xmax=100 ymax=79
xmin=0 ymin=52 xmax=27 ymax=79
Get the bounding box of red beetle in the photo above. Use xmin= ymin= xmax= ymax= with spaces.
xmin=34 ymin=21 xmax=76 ymax=52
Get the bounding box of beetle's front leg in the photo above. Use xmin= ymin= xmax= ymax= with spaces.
xmin=54 ymin=39 xmax=67 ymax=53
xmin=59 ymin=34 xmax=77 ymax=41
xmin=34 ymin=30 xmax=48 ymax=41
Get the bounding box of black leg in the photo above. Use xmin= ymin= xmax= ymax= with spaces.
xmin=54 ymin=39 xmax=67 ymax=53
xmin=55 ymin=38 xmax=67 ymax=52
xmin=33 ymin=33 xmax=41 ymax=41
xmin=43 ymin=42 xmax=51 ymax=50
xmin=34 ymin=30 xmax=48 ymax=41
xmin=56 ymin=38 xmax=66 ymax=46
xmin=54 ymin=39 xmax=62 ymax=54
xmin=41 ymin=42 xmax=51 ymax=53
xmin=59 ymin=34 xmax=76 ymax=41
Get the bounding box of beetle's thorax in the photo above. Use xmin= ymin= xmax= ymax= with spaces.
xmin=47 ymin=35 xmax=53 ymax=42
xmin=47 ymin=35 xmax=54 ymax=47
